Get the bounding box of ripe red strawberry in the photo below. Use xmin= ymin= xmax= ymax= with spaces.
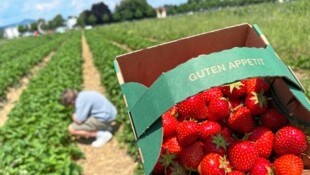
xmin=199 ymin=120 xmax=221 ymax=141
xmin=273 ymin=125 xmax=307 ymax=156
xmin=244 ymin=77 xmax=270 ymax=95
xmin=198 ymin=153 xmax=231 ymax=175
xmin=221 ymin=81 xmax=246 ymax=98
xmin=228 ymin=106 xmax=255 ymax=133
xmin=228 ymin=141 xmax=258 ymax=172
xmin=250 ymin=158 xmax=273 ymax=175
xmin=208 ymin=97 xmax=231 ymax=121
xmin=162 ymin=111 xmax=179 ymax=137
xmin=260 ymin=108 xmax=289 ymax=132
xmin=274 ymin=154 xmax=303 ymax=175
xmin=245 ymin=91 xmax=268 ymax=115
xmin=228 ymin=171 xmax=245 ymax=175
xmin=179 ymin=141 xmax=205 ymax=171
xmin=162 ymin=136 xmax=181 ymax=155
xmin=204 ymin=133 xmax=228 ymax=156
xmin=176 ymin=121 xmax=199 ymax=146
xmin=199 ymin=87 xmax=223 ymax=105
xmin=177 ymin=94 xmax=208 ymax=120
xmin=248 ymin=127 xmax=274 ymax=158
xmin=228 ymin=97 xmax=243 ymax=109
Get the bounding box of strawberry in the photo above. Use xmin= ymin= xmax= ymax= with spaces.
xmin=221 ymin=81 xmax=246 ymax=98
xmin=250 ymin=157 xmax=273 ymax=175
xmin=244 ymin=77 xmax=270 ymax=95
xmin=248 ymin=127 xmax=274 ymax=158
xmin=198 ymin=153 xmax=231 ymax=175
xmin=208 ymin=97 xmax=231 ymax=121
xmin=167 ymin=105 xmax=178 ymax=116
xmin=228 ymin=141 xmax=258 ymax=172
xmin=204 ymin=133 xmax=228 ymax=156
xmin=228 ymin=97 xmax=243 ymax=109
xmin=162 ymin=111 xmax=179 ymax=137
xmin=273 ymin=125 xmax=307 ymax=156
xmin=199 ymin=87 xmax=223 ymax=105
xmin=199 ymin=120 xmax=221 ymax=141
xmin=227 ymin=171 xmax=245 ymax=175
xmin=260 ymin=108 xmax=289 ymax=132
xmin=176 ymin=121 xmax=199 ymax=146
xmin=228 ymin=106 xmax=255 ymax=133
xmin=245 ymin=91 xmax=268 ymax=115
xmin=179 ymin=141 xmax=205 ymax=171
xmin=177 ymin=94 xmax=208 ymax=120
xmin=162 ymin=136 xmax=181 ymax=155
xmin=274 ymin=154 xmax=303 ymax=175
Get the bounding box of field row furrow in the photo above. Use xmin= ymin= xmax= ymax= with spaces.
xmin=84 ymin=31 xmax=141 ymax=160
xmin=0 ymin=35 xmax=64 ymax=101
xmin=0 ymin=35 xmax=61 ymax=63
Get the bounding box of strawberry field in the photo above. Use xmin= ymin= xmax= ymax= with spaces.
xmin=0 ymin=0 xmax=309 ymax=174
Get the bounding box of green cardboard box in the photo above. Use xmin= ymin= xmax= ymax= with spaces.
xmin=114 ymin=23 xmax=310 ymax=174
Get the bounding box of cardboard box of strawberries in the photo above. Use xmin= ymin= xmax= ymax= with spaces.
xmin=114 ymin=23 xmax=310 ymax=175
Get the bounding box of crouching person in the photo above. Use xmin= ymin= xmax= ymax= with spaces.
xmin=60 ymin=89 xmax=117 ymax=148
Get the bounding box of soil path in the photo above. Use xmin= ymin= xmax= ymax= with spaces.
xmin=78 ymin=34 xmax=136 ymax=175
xmin=110 ymin=41 xmax=132 ymax=52
xmin=0 ymin=51 xmax=55 ymax=126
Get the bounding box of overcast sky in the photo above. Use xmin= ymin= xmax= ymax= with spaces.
xmin=0 ymin=0 xmax=187 ymax=27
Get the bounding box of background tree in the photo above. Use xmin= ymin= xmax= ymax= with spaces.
xmin=18 ymin=25 xmax=27 ymax=33
xmin=77 ymin=11 xmax=87 ymax=27
xmin=87 ymin=14 xmax=97 ymax=25
xmin=30 ymin=22 xmax=38 ymax=31
xmin=51 ymin=14 xmax=64 ymax=28
xmin=114 ymin=0 xmax=156 ymax=21
xmin=113 ymin=12 xmax=122 ymax=22
xmin=90 ymin=2 xmax=112 ymax=24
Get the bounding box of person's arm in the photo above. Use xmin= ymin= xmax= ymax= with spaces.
xmin=74 ymin=100 xmax=92 ymax=124
xmin=72 ymin=114 xmax=82 ymax=124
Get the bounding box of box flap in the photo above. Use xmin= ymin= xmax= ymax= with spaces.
xmin=115 ymin=23 xmax=266 ymax=87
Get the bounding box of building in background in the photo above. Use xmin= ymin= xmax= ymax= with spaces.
xmin=3 ymin=27 xmax=19 ymax=39
xmin=66 ymin=17 xmax=77 ymax=29
xmin=156 ymin=7 xmax=167 ymax=19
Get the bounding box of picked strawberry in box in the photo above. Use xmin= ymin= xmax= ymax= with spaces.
xmin=114 ymin=23 xmax=310 ymax=175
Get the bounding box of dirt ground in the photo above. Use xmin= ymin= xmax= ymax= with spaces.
xmin=78 ymin=35 xmax=137 ymax=175
xmin=0 ymin=51 xmax=55 ymax=126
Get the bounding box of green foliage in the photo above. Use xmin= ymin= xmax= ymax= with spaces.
xmin=17 ymin=25 xmax=27 ymax=33
xmin=0 ymin=35 xmax=64 ymax=101
xmin=87 ymin=14 xmax=97 ymax=25
xmin=0 ymin=32 xmax=83 ymax=174
xmin=51 ymin=14 xmax=65 ymax=28
xmin=30 ymin=22 xmax=37 ymax=31
xmin=114 ymin=0 xmax=156 ymax=21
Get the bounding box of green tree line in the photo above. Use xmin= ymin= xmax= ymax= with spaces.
xmin=17 ymin=0 xmax=281 ymax=32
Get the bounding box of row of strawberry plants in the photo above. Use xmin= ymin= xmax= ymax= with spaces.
xmin=0 ymin=35 xmax=60 ymax=64
xmin=84 ymin=31 xmax=142 ymax=161
xmin=0 ymin=32 xmax=84 ymax=174
xmin=0 ymin=35 xmax=64 ymax=101
xmin=91 ymin=27 xmax=159 ymax=51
